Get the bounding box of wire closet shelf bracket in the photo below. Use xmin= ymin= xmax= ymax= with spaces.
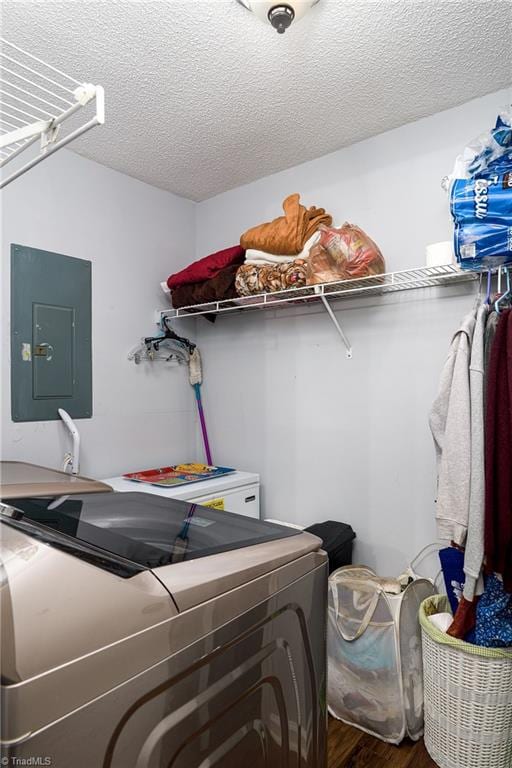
xmin=158 ymin=264 xmax=478 ymax=359
xmin=0 ymin=38 xmax=104 ymax=188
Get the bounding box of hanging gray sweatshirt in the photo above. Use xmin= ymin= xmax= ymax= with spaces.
xmin=462 ymin=303 xmax=487 ymax=600
xmin=429 ymin=308 xmax=476 ymax=546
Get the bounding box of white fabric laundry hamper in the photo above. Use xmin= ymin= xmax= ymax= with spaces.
xmin=327 ymin=564 xmax=435 ymax=744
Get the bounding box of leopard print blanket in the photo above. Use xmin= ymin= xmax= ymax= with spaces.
xmin=235 ymin=259 xmax=308 ymax=297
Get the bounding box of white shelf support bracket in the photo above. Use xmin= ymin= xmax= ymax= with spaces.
xmin=0 ymin=39 xmax=105 ymax=189
xmin=0 ymin=119 xmax=49 ymax=148
xmin=318 ymin=293 xmax=353 ymax=359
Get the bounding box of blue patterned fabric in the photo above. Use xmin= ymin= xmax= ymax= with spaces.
xmin=475 ymin=573 xmax=512 ymax=648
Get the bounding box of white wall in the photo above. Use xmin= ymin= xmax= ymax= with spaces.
xmin=2 ymin=89 xmax=510 ymax=574
xmin=1 ymin=149 xmax=196 ymax=477
xmin=194 ymin=88 xmax=511 ymax=574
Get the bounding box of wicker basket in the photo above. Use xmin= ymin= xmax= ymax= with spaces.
xmin=420 ymin=595 xmax=512 ymax=768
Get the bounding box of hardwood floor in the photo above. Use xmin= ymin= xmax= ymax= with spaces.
xmin=328 ymin=716 xmax=438 ymax=767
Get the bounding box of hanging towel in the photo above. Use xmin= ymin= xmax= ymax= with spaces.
xmin=462 ymin=303 xmax=487 ymax=601
xmin=484 ymin=309 xmax=512 ymax=592
xmin=244 ymin=231 xmax=320 ymax=266
xmin=240 ymin=194 xmax=332 ymax=256
xmin=429 ymin=308 xmax=476 ymax=545
xmin=167 ymin=246 xmax=245 ymax=290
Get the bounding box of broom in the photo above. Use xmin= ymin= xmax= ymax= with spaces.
xmin=188 ymin=347 xmax=213 ymax=466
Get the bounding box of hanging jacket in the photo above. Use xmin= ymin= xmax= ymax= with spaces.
xmin=429 ymin=308 xmax=476 ymax=545
xmin=483 ymin=310 xmax=499 ymax=399
xmin=463 ymin=303 xmax=487 ymax=600
xmin=484 ymin=309 xmax=512 ymax=592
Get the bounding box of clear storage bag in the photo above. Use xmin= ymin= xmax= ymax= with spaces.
xmin=327 ymin=562 xmax=435 ymax=744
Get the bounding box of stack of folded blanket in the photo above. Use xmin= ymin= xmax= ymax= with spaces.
xmin=236 ymin=193 xmax=332 ymax=295
xmin=236 ymin=259 xmax=309 ymax=297
xmin=167 ymin=245 xmax=245 ymax=309
xmin=164 ymin=193 xmax=385 ymax=308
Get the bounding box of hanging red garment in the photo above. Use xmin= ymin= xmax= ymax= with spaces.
xmin=484 ymin=308 xmax=512 ymax=592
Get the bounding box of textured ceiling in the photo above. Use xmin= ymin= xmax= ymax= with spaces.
xmin=2 ymin=0 xmax=511 ymax=201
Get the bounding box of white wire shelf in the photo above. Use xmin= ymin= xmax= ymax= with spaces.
xmin=159 ymin=264 xmax=478 ymax=322
xmin=0 ymin=38 xmax=104 ymax=189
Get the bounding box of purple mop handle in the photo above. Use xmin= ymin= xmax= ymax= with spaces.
xmin=194 ymin=383 xmax=212 ymax=465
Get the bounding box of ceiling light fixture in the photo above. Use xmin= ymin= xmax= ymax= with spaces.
xmin=236 ymin=1 xmax=320 ymax=34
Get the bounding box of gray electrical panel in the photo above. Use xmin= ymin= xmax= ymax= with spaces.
xmin=10 ymin=244 xmax=92 ymax=422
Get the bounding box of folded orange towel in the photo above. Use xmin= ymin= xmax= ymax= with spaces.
xmin=240 ymin=193 xmax=332 ymax=256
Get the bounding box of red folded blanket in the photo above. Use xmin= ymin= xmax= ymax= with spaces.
xmin=171 ymin=264 xmax=239 ymax=309
xmin=167 ymin=246 xmax=245 ymax=290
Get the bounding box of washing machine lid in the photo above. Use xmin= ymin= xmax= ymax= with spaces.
xmin=0 ymin=492 xmax=319 ymax=601
xmin=0 ymin=461 xmax=111 ymax=498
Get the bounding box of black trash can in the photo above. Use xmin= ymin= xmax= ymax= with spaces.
xmin=304 ymin=521 xmax=355 ymax=574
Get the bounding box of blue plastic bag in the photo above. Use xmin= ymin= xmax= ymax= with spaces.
xmin=449 ymin=112 xmax=512 ymax=271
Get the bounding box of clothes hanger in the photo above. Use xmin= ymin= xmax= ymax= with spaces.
xmin=128 ymin=339 xmax=184 ymax=364
xmin=128 ymin=317 xmax=197 ymax=363
xmin=128 ymin=332 xmax=193 ymax=364
xmin=475 ymin=271 xmax=483 ymax=308
xmin=474 ymin=270 xmax=484 ymax=309
xmin=484 ymin=268 xmax=492 ymax=307
xmin=495 ymin=266 xmax=511 ymax=314
xmin=144 ymin=316 xmax=195 ymax=354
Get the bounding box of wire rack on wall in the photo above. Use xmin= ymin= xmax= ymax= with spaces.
xmin=0 ymin=38 xmax=104 ymax=189
xmin=160 ymin=264 xmax=477 ymax=319
xmin=158 ymin=264 xmax=478 ymax=359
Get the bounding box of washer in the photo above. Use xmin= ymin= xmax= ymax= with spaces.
xmin=1 ymin=460 xmax=112 ymax=498
xmin=0 ymin=463 xmax=327 ymax=768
